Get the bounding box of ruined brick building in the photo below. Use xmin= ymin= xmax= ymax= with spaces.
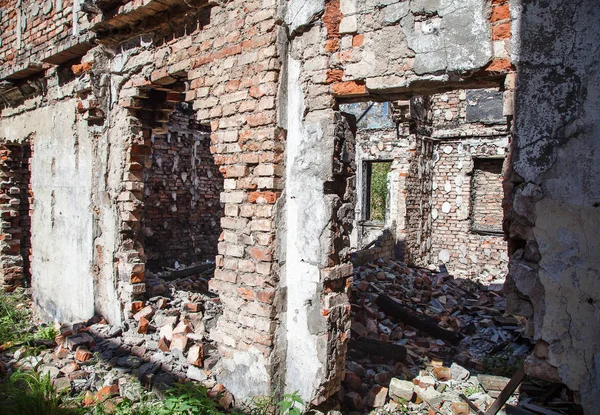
xmin=0 ymin=0 xmax=598 ymax=412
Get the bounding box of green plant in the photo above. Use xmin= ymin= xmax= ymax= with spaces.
xmin=277 ymin=391 xmax=303 ymax=415
xmin=369 ymin=161 xmax=392 ymax=222
xmin=464 ymin=384 xmax=483 ymax=397
xmin=36 ymin=325 xmax=59 ymax=341
xmin=0 ymin=289 xmax=33 ymax=345
xmin=239 ymin=395 xmax=277 ymax=415
xmin=157 ymin=383 xmax=227 ymax=415
xmin=0 ymin=371 xmax=82 ymax=415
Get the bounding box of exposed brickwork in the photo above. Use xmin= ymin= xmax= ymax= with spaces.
xmin=0 ymin=139 xmax=32 ymax=290
xmin=471 ymin=158 xmax=504 ymax=232
xmin=430 ymin=141 xmax=508 ymax=280
xmin=352 ymin=229 xmax=395 ymax=265
xmin=0 ymin=0 xmax=522 ymax=406
xmin=142 ymin=103 xmax=222 ymax=270
xmin=0 ymin=0 xmax=93 ymax=79
xmin=404 ymin=137 xmax=434 ymax=267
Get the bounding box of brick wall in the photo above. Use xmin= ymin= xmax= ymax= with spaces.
xmin=351 ymin=229 xmax=395 ymax=265
xmin=429 ymin=140 xmax=508 ymax=280
xmin=404 ymin=136 xmax=434 ymax=267
xmin=108 ymin=0 xmax=284 ymax=396
xmin=0 ymin=139 xmax=32 ymax=290
xmin=142 ymin=103 xmax=222 ymax=271
xmin=471 ymin=158 xmax=503 ymax=232
xmin=0 ymin=0 xmax=92 ymax=79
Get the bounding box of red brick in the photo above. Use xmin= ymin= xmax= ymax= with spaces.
xmin=491 ymin=4 xmax=510 ymax=22
xmin=332 ymin=81 xmax=367 ymax=97
xmin=75 ymin=347 xmax=92 ymax=362
xmin=324 ymin=0 xmax=342 ymax=39
xmin=246 ymin=111 xmax=275 ymax=127
xmin=187 ymin=344 xmax=204 ymax=367
xmin=248 ymin=246 xmax=272 ymax=261
xmin=94 ymin=384 xmax=119 ymax=403
xmin=137 ymin=317 xmax=149 ymax=334
xmin=133 ymin=305 xmax=154 ymax=322
xmin=256 ymin=288 xmax=275 ymax=304
xmin=485 ymin=58 xmax=512 ymax=72
xmin=158 ymin=337 xmax=170 ymax=352
xmin=248 ymin=191 xmax=278 ymax=204
xmin=238 ymin=287 xmax=254 ymax=300
xmin=492 ymin=22 xmax=511 ymax=40
xmin=184 ymin=303 xmax=202 ymax=312
xmin=352 ymin=34 xmax=365 ymax=47
xmin=326 ymin=69 xmax=344 ymax=84
xmin=325 ymin=39 xmax=339 ymax=52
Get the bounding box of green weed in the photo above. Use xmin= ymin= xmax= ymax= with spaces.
xmin=0 ymin=371 xmax=82 ymax=415
xmin=0 ymin=289 xmax=33 ymax=345
xmin=277 ymin=391 xmax=303 ymax=415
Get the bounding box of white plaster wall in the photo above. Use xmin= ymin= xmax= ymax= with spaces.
xmin=283 ymin=57 xmax=331 ymax=402
xmin=0 ymin=100 xmax=96 ymax=323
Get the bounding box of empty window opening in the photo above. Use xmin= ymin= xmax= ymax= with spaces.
xmin=363 ymin=160 xmax=392 ymax=222
xmin=471 ymin=158 xmax=503 ymax=234
xmin=142 ymin=102 xmax=223 ymax=273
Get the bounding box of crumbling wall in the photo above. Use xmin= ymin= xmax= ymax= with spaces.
xmin=103 ymin=0 xmax=285 ymax=396
xmin=505 ymin=0 xmax=600 ymax=410
xmin=0 ymin=99 xmax=97 ymax=323
xmin=142 ymin=104 xmax=222 ymax=271
xmin=404 ymin=135 xmax=434 ymax=267
xmin=0 ymin=0 xmax=93 ymax=80
xmin=282 ymin=0 xmax=511 ymax=405
xmin=0 ymin=140 xmax=32 ymax=290
xmin=339 ymin=101 xmax=413 ymax=252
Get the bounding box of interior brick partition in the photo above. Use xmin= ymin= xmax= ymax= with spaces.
xmin=142 ymin=103 xmax=222 ymax=271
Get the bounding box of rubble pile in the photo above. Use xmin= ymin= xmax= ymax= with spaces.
xmin=343 ymin=258 xmax=529 ymax=414
xmin=0 ymin=272 xmax=233 ymax=410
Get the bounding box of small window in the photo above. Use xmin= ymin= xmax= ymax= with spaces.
xmin=471 ymin=158 xmax=504 ymax=233
xmin=363 ymin=161 xmax=392 ymax=222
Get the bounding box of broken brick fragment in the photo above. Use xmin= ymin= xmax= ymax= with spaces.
xmin=187 ymin=344 xmax=204 ymax=367
xmin=94 ymin=384 xmax=119 ymax=403
xmin=137 ymin=317 xmax=150 ymax=334
xmin=74 ymin=347 xmax=93 ymax=362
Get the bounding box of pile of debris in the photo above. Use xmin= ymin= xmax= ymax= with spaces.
xmin=0 ymin=272 xmax=233 ymax=410
xmin=342 ymin=258 xmax=580 ymax=415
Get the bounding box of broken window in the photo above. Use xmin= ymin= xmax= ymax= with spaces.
xmin=363 ymin=160 xmax=392 ymax=222
xmin=470 ymin=158 xmax=503 ymax=234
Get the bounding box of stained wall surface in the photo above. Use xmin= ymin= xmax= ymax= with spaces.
xmin=505 ymin=0 xmax=600 ymax=411
xmin=0 ymin=99 xmax=97 ymax=323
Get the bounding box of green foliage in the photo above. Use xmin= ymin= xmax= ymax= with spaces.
xmin=239 ymin=395 xmax=277 ymax=415
xmin=464 ymin=384 xmax=483 ymax=397
xmin=36 ymin=325 xmax=59 ymax=341
xmin=277 ymin=391 xmax=303 ymax=415
xmin=0 ymin=289 xmax=33 ymax=344
xmin=0 ymin=371 xmax=82 ymax=415
xmin=157 ymin=383 xmax=226 ymax=415
xmin=369 ymin=162 xmax=392 ymax=222
xmin=90 ymin=397 xmax=158 ymax=415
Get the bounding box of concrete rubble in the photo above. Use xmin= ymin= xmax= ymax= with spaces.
xmin=339 ymin=258 xmax=582 ymax=415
